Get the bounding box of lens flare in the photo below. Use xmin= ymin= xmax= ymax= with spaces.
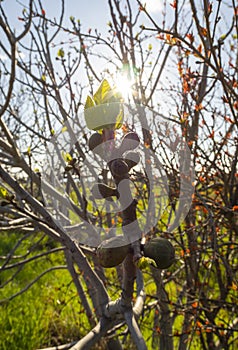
xmin=116 ymin=74 xmax=133 ymax=100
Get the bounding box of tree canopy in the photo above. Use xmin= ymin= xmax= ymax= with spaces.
xmin=0 ymin=1 xmax=237 ymax=349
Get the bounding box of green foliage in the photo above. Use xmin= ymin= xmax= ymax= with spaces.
xmin=57 ymin=48 xmax=65 ymax=58
xmin=0 ymin=222 xmax=237 ymax=349
xmin=92 ymin=79 xmax=114 ymax=105
xmin=0 ymin=290 xmax=47 ymax=350
xmin=135 ymin=256 xmax=157 ymax=270
xmin=84 ymin=79 xmax=123 ymax=131
xmin=0 ymin=186 xmax=8 ymax=199
xmin=0 ymin=232 xmax=89 ymax=349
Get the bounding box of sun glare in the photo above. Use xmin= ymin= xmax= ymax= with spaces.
xmin=116 ymin=74 xmax=133 ymax=101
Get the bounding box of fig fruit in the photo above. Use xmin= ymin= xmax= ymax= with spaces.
xmin=143 ymin=237 xmax=175 ymax=269
xmin=119 ymin=132 xmax=140 ymax=155
xmin=97 ymin=236 xmax=130 ymax=268
xmin=91 ymin=183 xmax=118 ymax=199
xmin=88 ymin=132 xmax=103 ymax=151
xmin=110 ymin=159 xmax=128 ymax=178
xmin=124 ymin=151 xmax=140 ymax=170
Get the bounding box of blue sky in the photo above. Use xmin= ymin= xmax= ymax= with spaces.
xmin=1 ymin=0 xmax=165 ymax=36
xmin=1 ymin=0 xmax=109 ymax=34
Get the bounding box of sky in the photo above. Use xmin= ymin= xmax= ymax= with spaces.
xmin=0 ymin=0 xmax=167 ymax=75
xmin=1 ymin=0 xmax=108 ymax=34
xmin=0 ymin=0 xmax=164 ymax=36
xmin=0 ymin=0 xmax=234 ymax=107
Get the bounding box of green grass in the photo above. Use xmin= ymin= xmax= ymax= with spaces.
xmin=0 ymin=231 xmax=90 ymax=350
xmin=0 ymin=289 xmax=47 ymax=350
xmin=0 ymin=265 xmax=91 ymax=350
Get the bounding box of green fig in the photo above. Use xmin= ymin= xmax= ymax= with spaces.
xmin=91 ymin=183 xmax=118 ymax=199
xmin=88 ymin=132 xmax=103 ymax=151
xmin=143 ymin=237 xmax=175 ymax=269
xmin=124 ymin=151 xmax=140 ymax=170
xmin=119 ymin=132 xmax=140 ymax=154
xmin=110 ymin=159 xmax=128 ymax=178
xmin=97 ymin=236 xmax=130 ymax=268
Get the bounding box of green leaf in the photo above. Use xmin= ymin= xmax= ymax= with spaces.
xmin=84 ymin=79 xmax=124 ymax=131
xmin=57 ymin=48 xmax=65 ymax=58
xmin=84 ymin=102 xmax=123 ymax=131
xmin=61 ymin=126 xmax=67 ymax=133
xmin=0 ymin=187 xmax=8 ymax=199
xmin=93 ymin=79 xmax=112 ymax=105
xmin=85 ymin=95 xmax=95 ymax=110
xmin=135 ymin=256 xmax=157 ymax=270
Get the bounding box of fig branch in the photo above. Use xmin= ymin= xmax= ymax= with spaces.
xmin=81 ymin=79 xmax=175 ymax=349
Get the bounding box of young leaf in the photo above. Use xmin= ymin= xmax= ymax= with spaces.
xmin=135 ymin=256 xmax=157 ymax=270
xmin=85 ymin=95 xmax=95 ymax=110
xmin=84 ymin=102 xmax=123 ymax=131
xmin=57 ymin=48 xmax=65 ymax=58
xmin=0 ymin=187 xmax=8 ymax=199
xmin=84 ymin=80 xmax=124 ymax=131
xmin=93 ymin=79 xmax=112 ymax=105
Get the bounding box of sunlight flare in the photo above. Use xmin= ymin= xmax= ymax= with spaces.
xmin=116 ymin=74 xmax=133 ymax=101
